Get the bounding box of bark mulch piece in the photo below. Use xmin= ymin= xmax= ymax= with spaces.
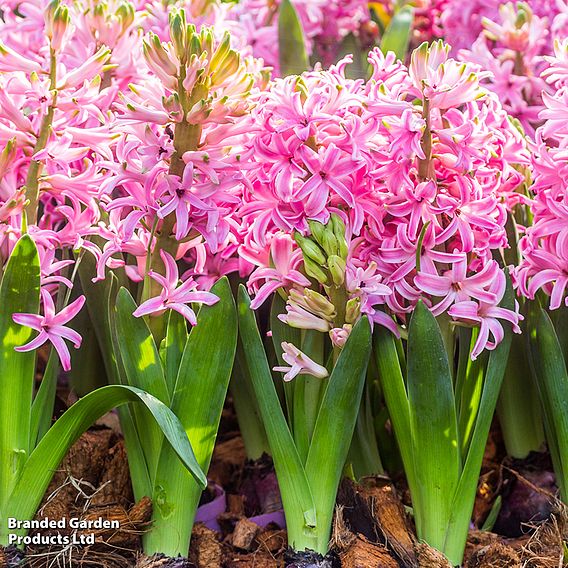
xmin=189 ymin=525 xmax=223 ymax=568
xmin=334 ymin=477 xmax=417 ymax=567
xmin=20 ymin=427 xmax=150 ymax=567
xmin=339 ymin=535 xmax=398 ymax=568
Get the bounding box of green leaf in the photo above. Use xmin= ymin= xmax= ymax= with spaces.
xmin=114 ymin=287 xmax=170 ymax=479
xmin=30 ymin=351 xmax=59 ymax=447
xmin=231 ymin=339 xmax=270 ymax=460
xmin=163 ymin=310 xmax=188 ymax=396
xmin=278 ymin=0 xmax=309 ymax=76
xmin=529 ymin=305 xmax=568 ymax=501
xmin=145 ymin=277 xmax=237 ymax=557
xmin=270 ymin=293 xmax=299 ymax=426
xmin=77 ymin=243 xmax=123 ymax=386
xmin=0 ymin=235 xmax=40 ymax=510
xmin=237 ymin=285 xmax=317 ymax=552
xmin=304 ymin=317 xmax=372 ymax=552
xmin=336 ymin=33 xmax=368 ymax=80
xmin=373 ymin=324 xmax=414 ymax=485
xmin=380 ymin=6 xmax=413 ymax=61
xmin=444 ymin=275 xmax=514 ymax=565
xmin=2 ymin=385 xmax=205 ymax=545
xmin=407 ymin=301 xmax=460 ymax=551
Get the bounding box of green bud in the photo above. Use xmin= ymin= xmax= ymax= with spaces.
xmin=321 ymin=230 xmax=339 ymax=257
xmin=345 ymin=298 xmax=361 ymax=324
xmin=169 ymin=11 xmax=187 ymax=62
xmin=304 ymin=289 xmax=336 ymax=318
xmin=327 ymin=255 xmax=346 ymax=286
xmin=303 ymin=256 xmax=328 ymax=285
xmin=209 ymin=32 xmax=232 ymax=71
xmin=116 ymin=2 xmax=135 ymax=32
xmin=330 ymin=213 xmax=348 ymax=259
xmin=308 ymin=219 xmax=326 ymax=246
xmin=294 ymin=232 xmax=326 ymax=265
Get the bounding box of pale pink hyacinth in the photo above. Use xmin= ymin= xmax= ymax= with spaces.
xmin=273 ymin=341 xmax=329 ymax=382
xmin=133 ymin=250 xmax=218 ymax=324
xmin=13 ymin=289 xmax=85 ymax=371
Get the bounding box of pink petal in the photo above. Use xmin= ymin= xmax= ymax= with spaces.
xmin=133 ymin=296 xmax=167 ymax=317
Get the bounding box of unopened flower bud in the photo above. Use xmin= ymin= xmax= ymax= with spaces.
xmin=294 ymin=232 xmax=326 ymax=264
xmin=304 ymin=289 xmax=336 ymax=318
xmin=116 ymin=2 xmax=135 ymax=33
xmin=328 ymin=255 xmax=346 ymax=286
xmin=321 ymin=230 xmax=339 ymax=258
xmin=515 ymin=3 xmax=530 ymax=28
xmin=46 ymin=0 xmax=70 ymax=52
xmin=330 ymin=325 xmax=352 ymax=348
xmin=345 ymin=298 xmax=361 ymax=324
xmin=308 ymin=219 xmax=326 ymax=247
xmin=303 ymin=256 xmax=328 ymax=285
xmin=169 ymin=10 xmax=187 ymax=63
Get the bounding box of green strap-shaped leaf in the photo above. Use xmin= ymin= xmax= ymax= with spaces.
xmin=1 ymin=384 xmax=205 ymax=546
xmin=304 ymin=317 xmax=372 ymax=552
xmin=0 ymin=235 xmax=40 ymax=510
xmin=278 ymin=0 xmax=309 ymax=76
xmin=336 ymin=33 xmax=368 ymax=80
xmin=528 ymin=305 xmax=568 ymax=501
xmin=30 ymin=351 xmax=59 ymax=447
xmin=145 ymin=277 xmax=237 ymax=557
xmin=237 ymin=286 xmax=317 ymax=551
xmin=114 ymin=287 xmax=170 ymax=479
xmin=270 ymin=293 xmax=300 ymax=426
xmin=407 ymin=301 xmax=460 ymax=551
xmin=380 ymin=5 xmax=413 ymax=61
xmin=231 ymin=339 xmax=270 ymax=460
xmin=164 ymin=309 xmax=188 ymax=396
xmin=443 ymin=275 xmax=514 ymax=565
xmin=80 ymin=263 xmax=152 ymax=501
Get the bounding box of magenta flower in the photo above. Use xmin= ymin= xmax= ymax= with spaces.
xmin=247 ymin=234 xmax=311 ymax=309
xmin=133 ymin=250 xmax=218 ymax=325
xmin=448 ymin=274 xmax=522 ymax=360
xmin=415 ymin=257 xmax=501 ymax=316
xmin=13 ymin=289 xmax=85 ymax=372
xmin=273 ymin=342 xmax=329 ymax=382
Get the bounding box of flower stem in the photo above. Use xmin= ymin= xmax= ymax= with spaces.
xmin=25 ymin=49 xmax=57 ymax=225
xmin=418 ymin=97 xmax=433 ymax=181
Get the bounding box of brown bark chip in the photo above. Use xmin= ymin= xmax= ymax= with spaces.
xmin=339 ymin=535 xmax=399 ymax=568
xmin=189 ymin=524 xmax=222 ymax=568
xmin=415 ymin=543 xmax=453 ymax=568
xmin=231 ymin=519 xmax=261 ymax=551
xmin=361 ymin=480 xmax=417 ymax=567
xmin=466 ymin=543 xmax=521 ymax=568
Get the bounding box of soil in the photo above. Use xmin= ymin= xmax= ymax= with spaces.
xmin=2 ymin=405 xmax=567 ymax=567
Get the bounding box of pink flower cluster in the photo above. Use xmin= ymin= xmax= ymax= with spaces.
xmin=241 ymin=41 xmax=527 ymax=360
xmin=1 ymin=0 xmax=547 ymax=376
xmin=516 ymin=39 xmax=568 ymax=310
xmin=0 ymin=0 xmax=265 ymax=370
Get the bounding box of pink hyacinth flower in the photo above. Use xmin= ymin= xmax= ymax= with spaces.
xmin=448 ymin=274 xmax=522 ymax=360
xmin=133 ymin=250 xmax=218 ymax=325
xmin=248 ymin=234 xmax=311 ymax=309
xmin=13 ymin=289 xmax=86 ymax=372
xmin=273 ymin=342 xmax=329 ymax=382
